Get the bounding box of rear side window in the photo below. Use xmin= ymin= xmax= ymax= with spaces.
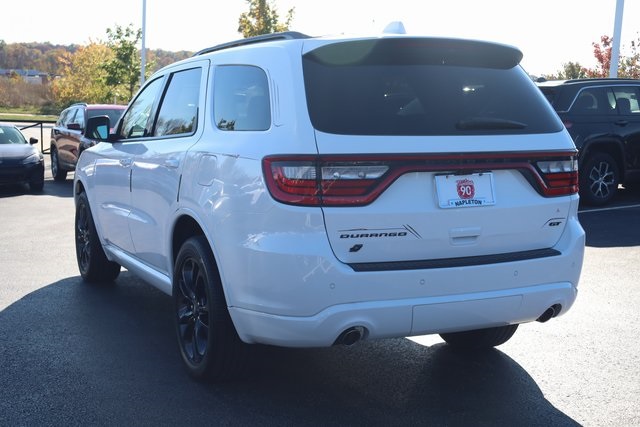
xmin=611 ymin=87 xmax=640 ymax=115
xmin=213 ymin=65 xmax=271 ymax=131
xmin=303 ymin=38 xmax=562 ymax=136
xmin=538 ymin=87 xmax=556 ymax=105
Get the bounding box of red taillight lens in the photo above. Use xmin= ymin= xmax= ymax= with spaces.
xmin=263 ymin=157 xmax=390 ymax=206
xmin=535 ymin=159 xmax=579 ymax=196
xmin=268 ymin=160 xmax=320 ymax=205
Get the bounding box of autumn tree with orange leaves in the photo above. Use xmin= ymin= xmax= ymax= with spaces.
xmin=585 ymin=35 xmax=613 ymax=78
xmin=544 ymin=33 xmax=640 ymax=80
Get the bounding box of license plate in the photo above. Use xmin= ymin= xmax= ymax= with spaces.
xmin=435 ymin=173 xmax=496 ymax=208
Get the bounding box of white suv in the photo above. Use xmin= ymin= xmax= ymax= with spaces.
xmin=74 ymin=28 xmax=585 ymax=381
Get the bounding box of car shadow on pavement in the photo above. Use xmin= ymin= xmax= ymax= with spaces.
xmin=579 ymin=206 xmax=640 ymax=248
xmin=0 ymin=179 xmax=73 ymax=199
xmin=0 ymin=272 xmax=580 ymax=426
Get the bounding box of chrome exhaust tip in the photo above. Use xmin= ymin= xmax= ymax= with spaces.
xmin=334 ymin=326 xmax=365 ymax=346
xmin=536 ymin=304 xmax=562 ymax=323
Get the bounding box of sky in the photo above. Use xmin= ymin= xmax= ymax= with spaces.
xmin=2 ymin=0 xmax=640 ymax=76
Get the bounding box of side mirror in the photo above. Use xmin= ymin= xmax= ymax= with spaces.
xmin=85 ymin=116 xmax=111 ymax=141
xmin=29 ymin=137 xmax=38 ymax=145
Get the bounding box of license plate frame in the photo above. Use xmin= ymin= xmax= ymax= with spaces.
xmin=435 ymin=172 xmax=496 ymax=209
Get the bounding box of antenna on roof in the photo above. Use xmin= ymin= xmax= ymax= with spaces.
xmin=382 ymin=21 xmax=407 ymax=34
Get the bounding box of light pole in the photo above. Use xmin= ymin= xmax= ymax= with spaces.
xmin=141 ymin=0 xmax=147 ymax=86
xmin=609 ymin=0 xmax=624 ymax=78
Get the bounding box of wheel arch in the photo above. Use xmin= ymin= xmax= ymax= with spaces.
xmin=74 ymin=179 xmax=85 ymax=196
xmin=171 ymin=214 xmax=233 ymax=301
xmin=580 ymin=138 xmax=625 ymax=179
xmin=172 ymin=215 xmax=206 ymax=267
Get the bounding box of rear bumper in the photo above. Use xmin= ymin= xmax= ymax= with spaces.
xmin=230 ymin=281 xmax=577 ymax=347
xmin=216 ymin=197 xmax=584 ymax=347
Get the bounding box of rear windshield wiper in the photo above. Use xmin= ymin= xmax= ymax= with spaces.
xmin=456 ymin=117 xmax=527 ymax=130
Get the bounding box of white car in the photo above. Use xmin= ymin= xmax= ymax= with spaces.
xmin=74 ymin=26 xmax=585 ymax=381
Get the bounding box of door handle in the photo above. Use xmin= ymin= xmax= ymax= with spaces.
xmin=614 ymin=120 xmax=629 ymax=126
xmin=119 ymin=158 xmax=133 ymax=167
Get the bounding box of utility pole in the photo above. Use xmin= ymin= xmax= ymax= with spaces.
xmin=609 ymin=0 xmax=624 ymax=78
xmin=141 ymin=0 xmax=147 ymax=86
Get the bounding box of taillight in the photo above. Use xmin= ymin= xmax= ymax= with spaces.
xmin=263 ymin=156 xmax=391 ymax=206
xmin=263 ymin=152 xmax=579 ymax=207
xmin=535 ymin=158 xmax=579 ymax=196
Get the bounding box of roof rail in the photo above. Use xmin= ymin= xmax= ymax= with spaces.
xmin=193 ymin=31 xmax=311 ymax=57
xmin=565 ymin=77 xmax=638 ymax=83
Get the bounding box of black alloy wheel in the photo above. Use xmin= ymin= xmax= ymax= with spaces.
xmin=174 ymin=236 xmax=248 ymax=382
xmin=75 ymin=192 xmax=121 ymax=282
xmin=580 ymin=152 xmax=619 ymax=206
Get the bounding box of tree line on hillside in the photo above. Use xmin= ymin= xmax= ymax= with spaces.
xmin=0 ymin=40 xmax=188 ymax=77
xmin=0 ymin=0 xmax=291 ymax=114
xmin=0 ymin=35 xmax=191 ymax=113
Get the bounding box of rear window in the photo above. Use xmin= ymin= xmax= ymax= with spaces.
xmin=303 ymin=38 xmax=562 ymax=136
xmin=88 ymin=108 xmax=125 ymax=125
xmin=538 ymin=86 xmax=558 ymax=106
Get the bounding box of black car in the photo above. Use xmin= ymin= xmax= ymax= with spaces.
xmin=50 ymin=103 xmax=126 ymax=181
xmin=0 ymin=123 xmax=44 ymax=192
xmin=537 ymin=78 xmax=640 ymax=206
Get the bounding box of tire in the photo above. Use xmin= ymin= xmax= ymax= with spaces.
xmin=579 ymin=152 xmax=619 ymax=206
xmin=440 ymin=324 xmax=518 ymax=350
xmin=173 ymin=236 xmax=248 ymax=382
xmin=51 ymin=148 xmax=68 ymax=182
xmin=75 ymin=191 xmax=121 ymax=283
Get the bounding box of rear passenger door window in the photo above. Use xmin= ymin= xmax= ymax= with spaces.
xmin=214 ymin=65 xmax=271 ymax=131
xmin=154 ymin=68 xmax=201 ymax=136
xmin=571 ymin=88 xmax=613 ymax=115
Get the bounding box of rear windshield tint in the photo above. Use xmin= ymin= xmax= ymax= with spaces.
xmin=303 ymin=38 xmax=563 ymax=136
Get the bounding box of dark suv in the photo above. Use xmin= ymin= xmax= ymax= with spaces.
xmin=50 ymin=103 xmax=126 ymax=181
xmin=537 ymin=78 xmax=640 ymax=205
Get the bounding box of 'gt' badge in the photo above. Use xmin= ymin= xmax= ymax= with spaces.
xmin=456 ymin=178 xmax=475 ymax=199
